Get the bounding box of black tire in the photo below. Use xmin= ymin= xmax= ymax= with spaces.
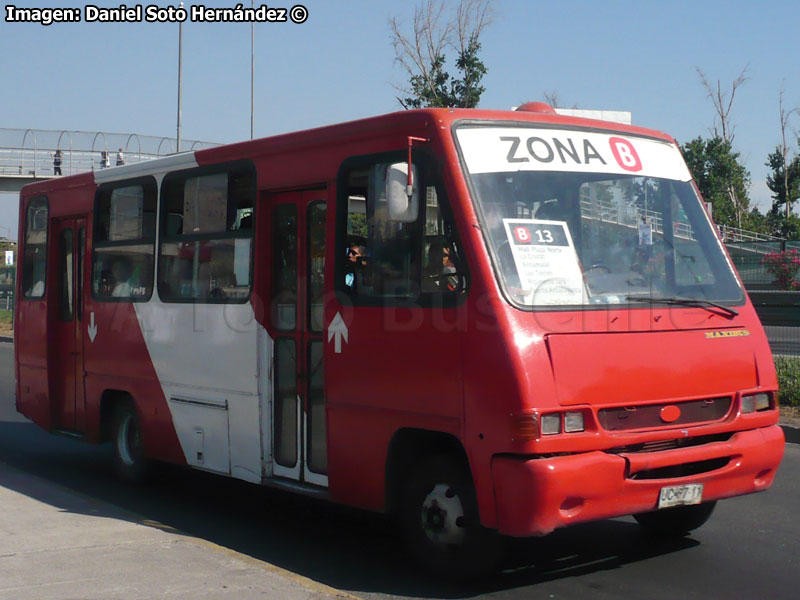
xmin=112 ymin=401 xmax=149 ymax=483
xmin=634 ymin=501 xmax=717 ymax=536
xmin=401 ymin=455 xmax=505 ymax=580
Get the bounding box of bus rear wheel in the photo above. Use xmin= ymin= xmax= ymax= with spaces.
xmin=112 ymin=401 xmax=149 ymax=483
xmin=634 ymin=501 xmax=717 ymax=536
xmin=401 ymin=455 xmax=504 ymax=579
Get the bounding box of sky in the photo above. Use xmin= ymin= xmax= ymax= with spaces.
xmin=1 ymin=0 xmax=799 ymax=240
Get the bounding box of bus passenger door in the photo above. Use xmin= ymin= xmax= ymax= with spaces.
xmin=269 ymin=192 xmax=328 ymax=487
xmin=50 ymin=218 xmax=87 ymax=432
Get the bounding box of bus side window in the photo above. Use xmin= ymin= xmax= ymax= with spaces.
xmin=21 ymin=196 xmax=49 ymax=299
xmin=339 ymin=157 xmax=466 ymax=302
xmin=158 ymin=161 xmax=255 ymax=303
xmin=92 ymin=180 xmax=156 ymax=302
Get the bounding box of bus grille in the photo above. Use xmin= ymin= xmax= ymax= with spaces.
xmin=607 ymin=432 xmax=733 ymax=455
xmin=598 ymin=397 xmax=732 ymax=431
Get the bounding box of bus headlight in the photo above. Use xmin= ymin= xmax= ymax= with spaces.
xmin=511 ymin=409 xmax=590 ymax=441
xmin=564 ymin=411 xmax=585 ymax=433
xmin=741 ymin=393 xmax=771 ymax=414
xmin=541 ymin=414 xmax=561 ymax=435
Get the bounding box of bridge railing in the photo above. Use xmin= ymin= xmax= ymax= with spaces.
xmin=0 ymin=147 xmax=153 ymax=177
xmin=0 ymin=128 xmax=220 ymax=178
xmin=718 ymin=224 xmax=783 ymax=244
xmin=578 ymin=195 xmax=696 ymax=239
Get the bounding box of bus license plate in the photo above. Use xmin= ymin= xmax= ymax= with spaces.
xmin=658 ymin=484 xmax=703 ymax=509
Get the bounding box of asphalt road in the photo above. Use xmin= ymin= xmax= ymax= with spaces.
xmin=0 ymin=341 xmax=798 ymax=600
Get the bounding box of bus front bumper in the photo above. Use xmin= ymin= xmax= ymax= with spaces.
xmin=490 ymin=425 xmax=785 ymax=537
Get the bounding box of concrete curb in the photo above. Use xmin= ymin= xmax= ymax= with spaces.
xmin=782 ymin=425 xmax=800 ymax=445
xmin=0 ymin=334 xmax=12 ymax=344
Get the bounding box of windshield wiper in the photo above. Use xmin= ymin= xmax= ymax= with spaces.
xmin=624 ymin=296 xmax=738 ymax=318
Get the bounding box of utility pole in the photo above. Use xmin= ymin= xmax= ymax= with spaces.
xmin=251 ymin=0 xmax=255 ymax=139
xmin=177 ymin=1 xmax=184 ymax=153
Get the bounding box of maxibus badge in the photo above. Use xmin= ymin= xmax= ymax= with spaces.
xmin=705 ymin=330 xmax=750 ymax=339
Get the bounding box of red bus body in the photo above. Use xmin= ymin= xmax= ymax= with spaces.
xmin=15 ymin=107 xmax=784 ymax=548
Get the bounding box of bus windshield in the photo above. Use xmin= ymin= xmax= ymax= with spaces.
xmin=455 ymin=125 xmax=744 ymax=308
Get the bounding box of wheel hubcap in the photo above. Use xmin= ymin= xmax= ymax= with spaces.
xmin=421 ymin=483 xmax=466 ymax=546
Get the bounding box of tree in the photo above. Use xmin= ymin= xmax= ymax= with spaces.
xmin=541 ymin=91 xmax=578 ymax=109
xmin=696 ymin=65 xmax=749 ymax=144
xmin=766 ymin=144 xmax=800 ymax=237
xmin=770 ymin=83 xmax=799 ymax=220
xmin=390 ymin=0 xmax=492 ymax=109
xmin=680 ymin=136 xmax=753 ymax=229
xmin=695 ymin=66 xmax=750 ymax=229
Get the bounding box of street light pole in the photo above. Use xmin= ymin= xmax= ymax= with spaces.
xmin=177 ymin=1 xmax=184 ymax=153
xmin=250 ymin=0 xmax=255 ymax=140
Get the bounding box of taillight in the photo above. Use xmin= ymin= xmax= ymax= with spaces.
xmin=510 ymin=413 xmax=539 ymax=442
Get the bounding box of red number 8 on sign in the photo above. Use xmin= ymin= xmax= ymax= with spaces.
xmin=513 ymin=226 xmax=531 ymax=243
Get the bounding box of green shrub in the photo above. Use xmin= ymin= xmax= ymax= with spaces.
xmin=762 ymin=250 xmax=800 ymax=290
xmin=775 ymin=355 xmax=800 ymax=407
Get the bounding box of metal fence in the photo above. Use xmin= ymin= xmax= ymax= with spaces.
xmin=0 ymin=128 xmax=220 ymax=178
xmin=0 ymin=290 xmax=13 ymax=313
xmin=727 ymin=241 xmax=785 ymax=287
xmin=0 ymin=266 xmax=13 ymax=332
xmin=718 ymin=224 xmax=784 ymax=243
xmin=728 ymin=241 xmax=800 ymax=289
xmin=763 ymin=326 xmax=800 ymax=356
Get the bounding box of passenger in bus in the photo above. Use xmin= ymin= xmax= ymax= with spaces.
xmin=344 ymin=245 xmax=366 ymax=288
xmin=170 ymin=258 xmax=195 ymax=297
xmin=22 ymin=262 xmax=44 ymax=297
xmin=441 ymin=246 xmax=459 ymax=291
xmin=27 ymin=279 xmax=44 ymax=298
xmin=424 ymin=240 xmax=458 ymax=291
xmin=111 ymin=256 xmax=135 ymax=297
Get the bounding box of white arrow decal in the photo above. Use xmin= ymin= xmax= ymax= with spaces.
xmin=327 ymin=312 xmax=349 ymax=354
xmin=88 ymin=312 xmax=97 ymax=343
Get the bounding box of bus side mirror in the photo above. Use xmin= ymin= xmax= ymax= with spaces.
xmin=385 ymin=163 xmax=418 ymax=222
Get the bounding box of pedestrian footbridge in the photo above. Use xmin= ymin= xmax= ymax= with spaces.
xmin=0 ymin=128 xmax=219 ymax=193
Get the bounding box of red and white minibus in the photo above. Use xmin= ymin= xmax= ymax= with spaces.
xmin=15 ymin=103 xmax=785 ymax=575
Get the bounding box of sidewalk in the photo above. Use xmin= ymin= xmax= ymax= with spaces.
xmin=0 ymin=460 xmax=358 ymax=600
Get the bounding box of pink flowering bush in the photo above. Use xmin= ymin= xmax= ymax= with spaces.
xmin=762 ymin=249 xmax=800 ymax=290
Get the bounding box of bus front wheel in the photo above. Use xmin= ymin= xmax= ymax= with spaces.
xmin=112 ymin=401 xmax=149 ymax=483
xmin=401 ymin=455 xmax=503 ymax=579
xmin=634 ymin=501 xmax=717 ymax=536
